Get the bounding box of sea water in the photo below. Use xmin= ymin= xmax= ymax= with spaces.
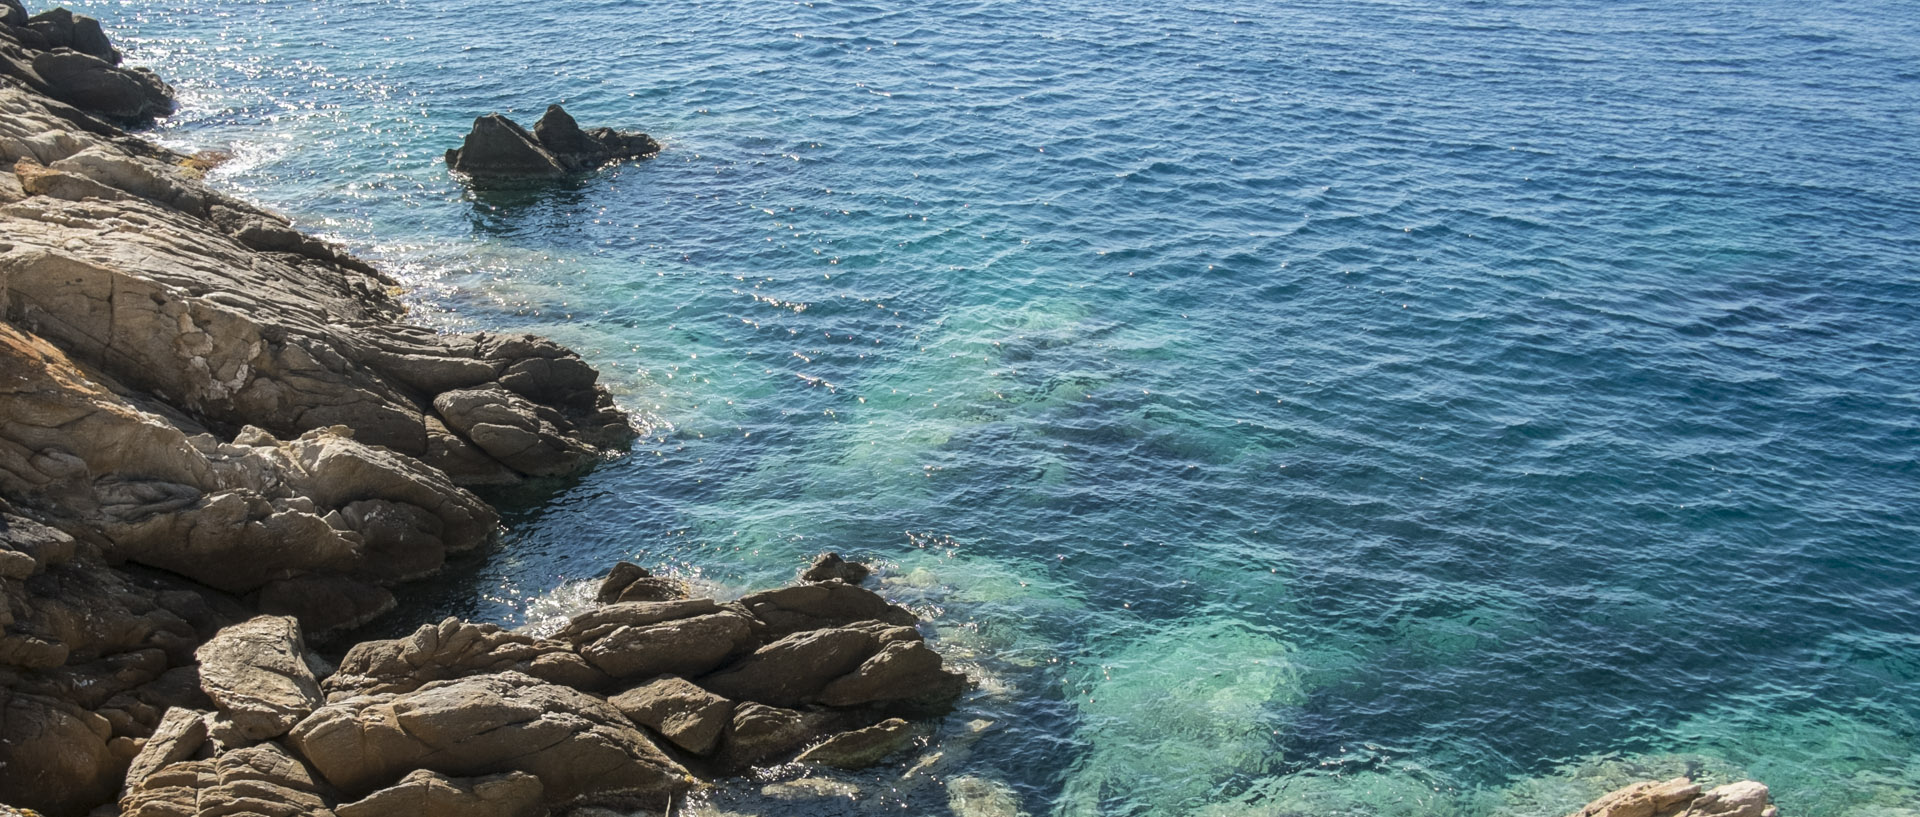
xmin=65 ymin=0 xmax=1920 ymax=814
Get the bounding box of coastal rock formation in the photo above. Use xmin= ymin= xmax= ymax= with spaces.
xmin=0 ymin=6 xmax=976 ymax=815
xmin=0 ymin=3 xmax=173 ymax=124
xmin=1568 ymin=777 xmax=1775 ymax=817
xmin=445 ymin=104 xmax=658 ymax=178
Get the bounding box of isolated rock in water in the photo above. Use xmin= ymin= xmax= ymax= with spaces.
xmin=194 ymin=615 xmax=325 ymax=740
xmin=444 ymin=114 xmax=562 ymax=177
xmin=120 ymin=742 xmax=330 ymax=817
xmin=609 ymin=675 xmax=734 ymax=756
xmin=288 ymin=671 xmax=689 ymax=802
xmin=801 ymin=551 xmax=871 ymax=584
xmin=531 ymin=104 xmax=659 ymax=172
xmin=446 ymin=105 xmax=656 ymax=178
xmin=795 ymin=717 xmax=915 ymax=770
xmin=335 ymin=769 xmax=547 ymax=817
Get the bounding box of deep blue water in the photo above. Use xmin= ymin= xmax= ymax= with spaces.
xmin=67 ymin=0 xmax=1920 ymax=813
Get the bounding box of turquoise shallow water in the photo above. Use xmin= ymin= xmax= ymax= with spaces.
xmin=66 ymin=0 xmax=1920 ymax=813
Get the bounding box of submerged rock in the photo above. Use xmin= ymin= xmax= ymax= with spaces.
xmin=445 ymin=105 xmax=657 ymax=179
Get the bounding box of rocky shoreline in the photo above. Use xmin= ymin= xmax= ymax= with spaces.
xmin=0 ymin=4 xmax=1784 ymax=817
xmin=2 ymin=3 xmax=971 ymax=814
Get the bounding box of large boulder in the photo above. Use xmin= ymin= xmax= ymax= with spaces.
xmin=287 ymin=671 xmax=690 ymax=803
xmin=335 ymin=769 xmax=547 ymax=817
xmin=608 ymin=676 xmax=733 ymax=756
xmin=445 ymin=106 xmax=656 ymax=179
xmin=194 ymin=616 xmax=324 ymax=740
xmin=443 ymin=114 xmax=561 ymax=177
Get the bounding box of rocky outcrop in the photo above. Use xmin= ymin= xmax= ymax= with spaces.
xmin=445 ymin=105 xmax=658 ymax=179
xmin=0 ymin=6 xmax=979 ymax=815
xmin=289 ymin=671 xmax=689 ymax=804
xmin=0 ymin=4 xmax=173 ymax=125
xmin=1568 ymin=778 xmax=1775 ymax=817
xmin=0 ymin=4 xmax=651 ymax=814
xmin=2 ymin=550 xmax=973 ymax=816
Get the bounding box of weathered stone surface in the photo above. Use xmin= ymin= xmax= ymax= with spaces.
xmin=721 ymin=702 xmax=831 ymax=769
xmin=738 ymin=582 xmax=917 ymax=637
xmin=578 ymin=609 xmax=757 ymax=681
xmin=815 ymin=639 xmax=969 ymax=710
xmin=288 ymin=671 xmax=689 ymax=802
xmin=1569 ymin=777 xmax=1702 ymax=817
xmin=1684 ymin=782 xmax=1772 ymax=817
xmin=552 ymin=598 xmax=721 ymax=645
xmin=194 ymin=616 xmax=323 ymax=740
xmin=1565 ymin=778 xmax=1775 ymax=817
xmin=609 ymin=675 xmax=733 ymax=756
xmin=698 ymin=624 xmax=912 ymax=708
xmin=326 ymin=617 xmax=601 ymax=699
xmin=0 ymin=322 xmax=500 ymax=624
xmin=795 ymin=717 xmax=914 ymax=770
xmin=122 ymin=706 xmax=208 ymax=789
xmin=335 ymin=769 xmax=547 ymax=817
xmin=119 ymin=741 xmax=331 ymax=817
xmin=0 ymin=686 xmax=118 ymax=816
xmin=800 ymin=551 xmax=871 ymax=585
